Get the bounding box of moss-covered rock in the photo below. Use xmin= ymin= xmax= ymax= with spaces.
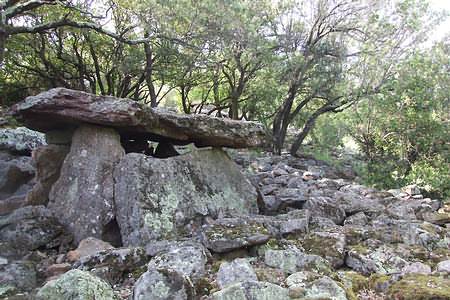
xmin=211 ymin=281 xmax=289 ymax=300
xmin=36 ymin=270 xmax=118 ymax=300
xmin=301 ymin=231 xmax=346 ymax=268
xmin=387 ymin=275 xmax=450 ymax=300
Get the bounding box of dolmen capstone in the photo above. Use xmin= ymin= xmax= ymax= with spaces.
xmin=10 ymin=88 xmax=266 ymax=245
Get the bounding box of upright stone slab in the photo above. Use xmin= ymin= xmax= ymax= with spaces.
xmin=48 ymin=125 xmax=124 ymax=244
xmin=25 ymin=144 xmax=69 ymax=206
xmin=114 ymin=148 xmax=258 ymax=246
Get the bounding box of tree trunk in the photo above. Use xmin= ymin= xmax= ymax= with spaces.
xmin=230 ymin=95 xmax=239 ymax=120
xmin=143 ymin=35 xmax=157 ymax=107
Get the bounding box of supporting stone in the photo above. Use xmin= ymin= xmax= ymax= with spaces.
xmin=114 ymin=148 xmax=259 ymax=246
xmin=48 ymin=125 xmax=124 ymax=244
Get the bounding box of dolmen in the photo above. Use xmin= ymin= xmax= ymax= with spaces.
xmin=10 ymin=88 xmax=266 ymax=246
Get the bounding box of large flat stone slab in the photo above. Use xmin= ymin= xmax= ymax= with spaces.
xmin=113 ymin=148 xmax=259 ymax=246
xmin=10 ymin=88 xmax=266 ymax=148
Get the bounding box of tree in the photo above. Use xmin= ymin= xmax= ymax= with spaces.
xmin=269 ymin=0 xmax=443 ymax=155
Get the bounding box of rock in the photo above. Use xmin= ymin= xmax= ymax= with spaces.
xmin=0 ymin=206 xmax=68 ymax=257
xmin=387 ymin=274 xmax=450 ymax=300
xmin=402 ymin=184 xmax=421 ymax=196
xmin=211 ymin=281 xmax=289 ymax=300
xmin=45 ymin=263 xmax=71 ymax=280
xmin=74 ymin=247 xmax=147 ymax=285
xmin=301 ymin=231 xmax=346 ymax=269
xmin=344 ymin=212 xmax=368 ymax=226
xmin=11 ymin=88 xmax=266 ymax=148
xmin=345 ymin=244 xmax=408 ymax=275
xmin=67 ymin=237 xmax=114 ymax=262
xmin=302 ymin=276 xmax=348 ymax=300
xmin=264 ymin=249 xmax=300 ymax=274
xmin=401 ymin=262 xmax=431 ymax=275
xmin=0 ymin=127 xmax=45 ymax=155
xmin=436 ymin=260 xmax=450 ymax=273
xmin=0 ymin=260 xmax=37 ymax=293
xmin=25 ymin=145 xmax=69 ymax=206
xmin=216 ymin=258 xmax=257 ymax=289
xmin=274 ymin=188 xmax=308 ymax=211
xmin=0 ymin=155 xmax=34 ymax=215
xmin=200 ymin=218 xmax=270 ymax=253
xmin=36 ymin=269 xmax=118 ymax=300
xmin=277 ymin=209 xmax=310 ymax=235
xmin=422 ymin=211 xmax=450 ymax=225
xmin=48 ymin=125 xmax=124 ymax=244
xmin=114 ymin=149 xmax=258 ymax=245
xmin=304 ymin=196 xmax=346 ymax=225
xmin=132 ymin=268 xmax=193 ymax=300
xmin=147 ymin=241 xmax=207 ymax=280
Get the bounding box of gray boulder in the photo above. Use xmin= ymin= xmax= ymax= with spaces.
xmin=48 ymin=124 xmax=125 ymax=244
xmin=0 ymin=206 xmax=68 ymax=257
xmin=0 ymin=155 xmax=34 ymax=215
xmin=200 ymin=217 xmax=269 ymax=253
xmin=36 ymin=269 xmax=118 ymax=300
xmin=147 ymin=241 xmax=207 ymax=280
xmin=114 ymin=148 xmax=258 ymax=245
xmin=0 ymin=127 xmax=45 ymax=154
xmin=133 ymin=268 xmax=193 ymax=300
xmin=211 ymin=281 xmax=289 ymax=300
xmin=217 ymin=258 xmax=257 ymax=289
xmin=304 ymin=196 xmax=346 ymax=225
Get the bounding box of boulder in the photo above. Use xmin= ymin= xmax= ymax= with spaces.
xmin=74 ymin=247 xmax=148 ymax=285
xmin=114 ymin=149 xmax=258 ymax=245
xmin=48 ymin=124 xmax=125 ymax=244
xmin=304 ymin=196 xmax=346 ymax=225
xmin=436 ymin=260 xmax=450 ymax=274
xmin=200 ymin=218 xmax=270 ymax=253
xmin=0 ymin=260 xmax=37 ymax=293
xmin=0 ymin=155 xmax=35 ymax=215
xmin=301 ymin=231 xmax=346 ymax=269
xmin=11 ymin=88 xmax=266 ymax=148
xmin=67 ymin=237 xmax=114 ymax=262
xmin=147 ymin=241 xmax=207 ymax=280
xmin=25 ymin=145 xmax=69 ymax=206
xmin=132 ymin=268 xmax=193 ymax=300
xmin=211 ymin=281 xmax=289 ymax=300
xmin=0 ymin=206 xmax=68 ymax=257
xmin=0 ymin=127 xmax=45 ymax=155
xmin=216 ymin=258 xmax=257 ymax=289
xmin=36 ymin=269 xmax=118 ymax=300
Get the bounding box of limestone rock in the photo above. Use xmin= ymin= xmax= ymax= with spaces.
xmin=211 ymin=281 xmax=289 ymax=300
xmin=11 ymin=88 xmax=266 ymax=148
xmin=48 ymin=125 xmax=125 ymax=244
xmin=217 ymin=258 xmax=257 ymax=289
xmin=132 ymin=268 xmax=193 ymax=300
xmin=302 ymin=276 xmax=348 ymax=300
xmin=114 ymin=149 xmax=258 ymax=246
xmin=264 ymin=249 xmax=300 ymax=274
xmin=25 ymin=144 xmax=69 ymax=206
xmin=0 ymin=127 xmax=45 ymax=155
xmin=36 ymin=269 xmax=118 ymax=300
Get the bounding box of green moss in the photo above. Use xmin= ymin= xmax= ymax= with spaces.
xmin=338 ymin=271 xmax=369 ymax=294
xmin=195 ymin=277 xmax=217 ymax=297
xmin=388 ymin=275 xmax=450 ymax=300
xmin=368 ymin=274 xmax=391 ymax=292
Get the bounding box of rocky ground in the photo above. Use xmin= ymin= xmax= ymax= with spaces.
xmin=1 ymin=127 xmax=449 ymax=300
